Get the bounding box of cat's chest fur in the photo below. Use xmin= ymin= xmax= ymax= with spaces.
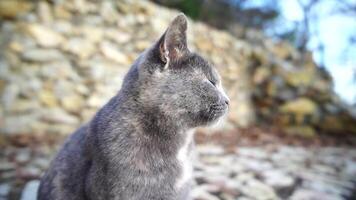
xmin=175 ymin=129 xmax=194 ymax=190
xmin=86 ymin=127 xmax=195 ymax=200
xmin=104 ymin=125 xmax=195 ymax=193
xmin=134 ymin=129 xmax=195 ymax=190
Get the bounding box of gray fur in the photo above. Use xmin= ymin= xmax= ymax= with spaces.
xmin=38 ymin=14 xmax=229 ymax=200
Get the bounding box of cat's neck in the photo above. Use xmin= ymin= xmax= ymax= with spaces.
xmin=105 ymin=92 xmax=188 ymax=139
xmin=116 ymin=93 xmax=192 ymax=153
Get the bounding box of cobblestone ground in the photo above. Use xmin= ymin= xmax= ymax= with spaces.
xmin=193 ymin=144 xmax=356 ymax=200
xmin=0 ymin=138 xmax=355 ymax=200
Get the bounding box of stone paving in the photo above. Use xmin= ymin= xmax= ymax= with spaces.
xmin=1 ymin=143 xmax=355 ymax=200
xmin=192 ymin=144 xmax=356 ymax=200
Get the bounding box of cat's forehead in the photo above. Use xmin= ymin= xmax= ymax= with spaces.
xmin=189 ymin=54 xmax=219 ymax=81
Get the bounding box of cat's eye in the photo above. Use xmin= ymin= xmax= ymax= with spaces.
xmin=209 ymin=80 xmax=216 ymax=86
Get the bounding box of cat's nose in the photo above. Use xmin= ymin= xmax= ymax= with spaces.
xmin=225 ymin=99 xmax=230 ymax=106
xmin=222 ymin=96 xmax=229 ymax=107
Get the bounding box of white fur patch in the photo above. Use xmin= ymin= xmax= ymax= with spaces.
xmin=175 ymin=129 xmax=194 ymax=190
xmin=217 ymin=81 xmax=230 ymax=103
xmin=208 ymin=114 xmax=227 ymax=130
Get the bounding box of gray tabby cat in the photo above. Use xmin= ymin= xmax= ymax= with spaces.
xmin=38 ymin=14 xmax=229 ymax=200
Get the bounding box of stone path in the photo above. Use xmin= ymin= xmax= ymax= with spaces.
xmin=192 ymin=144 xmax=356 ymax=200
xmin=1 ymin=143 xmax=355 ymax=200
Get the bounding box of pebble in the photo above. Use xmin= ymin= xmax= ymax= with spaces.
xmin=289 ymin=189 xmax=343 ymax=200
xmin=41 ymin=108 xmax=79 ymax=125
xmin=236 ymin=147 xmax=269 ymax=159
xmin=0 ymin=162 xmax=15 ymax=172
xmin=20 ymin=180 xmax=40 ymax=200
xmin=22 ymin=49 xmax=64 ymax=62
xmin=26 ymin=24 xmax=65 ymax=47
xmin=196 ymin=145 xmax=225 ymax=155
xmin=63 ymin=37 xmax=95 ymax=59
xmin=262 ymin=169 xmax=295 ymax=189
xmin=191 ymin=186 xmax=220 ymax=200
xmin=0 ymin=184 xmax=11 ymax=198
xmin=60 ymin=94 xmax=84 ymax=113
xmin=0 ymin=171 xmax=16 ymax=181
xmin=15 ymin=150 xmax=31 ymax=164
xmin=241 ymin=179 xmax=278 ymax=200
xmin=100 ymin=41 xmax=130 ymax=64
xmin=32 ymin=157 xmax=51 ymax=170
xmin=19 ymin=166 xmax=42 ymax=179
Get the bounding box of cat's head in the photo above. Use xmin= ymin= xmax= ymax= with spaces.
xmin=133 ymin=14 xmax=229 ymax=128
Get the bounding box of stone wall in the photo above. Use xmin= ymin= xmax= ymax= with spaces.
xmin=249 ymin=41 xmax=356 ymax=136
xmin=0 ymin=0 xmax=355 ymax=137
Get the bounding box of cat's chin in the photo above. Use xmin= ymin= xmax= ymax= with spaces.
xmin=206 ymin=115 xmax=226 ymax=128
xmin=198 ymin=110 xmax=228 ymax=128
xmin=192 ymin=115 xmax=227 ymax=136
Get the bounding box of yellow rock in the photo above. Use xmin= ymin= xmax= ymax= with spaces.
xmin=26 ymin=24 xmax=65 ymax=47
xmin=276 ymin=114 xmax=292 ymax=126
xmin=63 ymin=38 xmax=95 ymax=59
xmin=280 ymin=98 xmax=318 ymax=115
xmin=253 ymin=67 xmax=271 ymax=85
xmin=269 ymin=42 xmax=291 ymax=59
xmin=0 ymin=79 xmax=5 ymax=94
xmin=39 ymin=90 xmax=57 ymax=107
xmin=61 ymin=95 xmax=84 ymax=113
xmin=285 ymin=126 xmax=316 ymax=138
xmin=8 ymin=100 xmax=39 ymax=113
xmin=8 ymin=41 xmax=24 ymax=53
xmin=0 ymin=0 xmax=33 ymax=19
xmin=284 ymin=69 xmax=314 ymax=87
xmin=53 ymin=5 xmax=72 ymax=19
xmin=320 ymin=116 xmax=344 ymax=132
xmin=0 ymin=134 xmax=7 ymax=147
xmin=135 ymin=40 xmax=151 ymax=51
xmin=100 ymin=41 xmax=130 ymax=64
xmin=320 ymin=114 xmax=356 ymax=134
xmin=251 ymin=47 xmax=269 ymax=66
xmin=266 ymin=81 xmax=278 ymax=97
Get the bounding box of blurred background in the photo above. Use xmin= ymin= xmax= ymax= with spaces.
xmin=0 ymin=0 xmax=355 ymax=200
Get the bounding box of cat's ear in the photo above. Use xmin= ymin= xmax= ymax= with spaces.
xmin=158 ymin=13 xmax=189 ymax=64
